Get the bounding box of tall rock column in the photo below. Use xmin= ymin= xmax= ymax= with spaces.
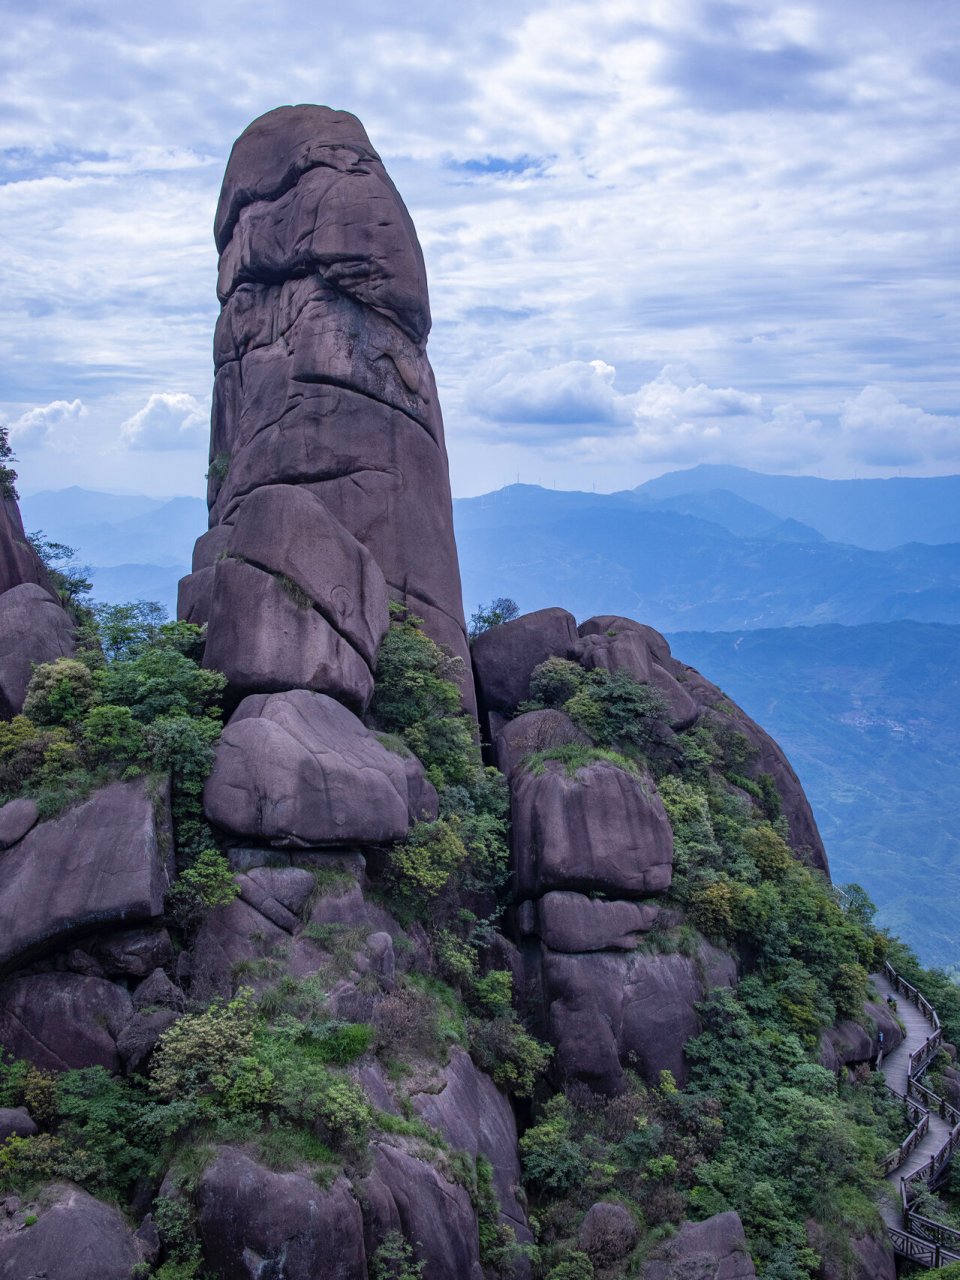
xmin=179 ymin=105 xmax=472 ymax=714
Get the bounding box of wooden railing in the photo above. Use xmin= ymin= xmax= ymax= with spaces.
xmin=879 ymin=960 xmax=960 ymax=1266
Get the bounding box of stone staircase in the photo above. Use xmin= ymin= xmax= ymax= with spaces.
xmin=872 ymin=964 xmax=960 ymax=1267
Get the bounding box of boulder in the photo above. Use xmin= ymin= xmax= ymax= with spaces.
xmin=0 ymin=973 xmax=133 ymax=1072
xmin=359 ymin=1140 xmax=484 ymax=1280
xmin=0 ymin=1183 xmax=145 ymax=1280
xmin=224 ymin=483 xmax=388 ymax=667
xmin=540 ymin=941 xmax=737 ymax=1092
xmin=117 ymin=1008 xmax=179 ymax=1074
xmin=204 ymin=690 xmax=434 ymax=846
xmin=0 ymin=778 xmax=173 ymax=974
xmin=512 ymin=760 xmax=673 ymax=898
xmin=807 ymin=1221 xmax=896 ymax=1280
xmin=88 ymin=926 xmax=174 ymax=978
xmin=576 ymin=616 xmax=699 ymax=731
xmin=526 ymin=892 xmax=664 ymax=953
xmin=132 ymin=967 xmax=184 ymax=1012
xmin=177 ymin=564 xmax=215 ymax=626
xmin=472 ymin=608 xmax=579 ymax=716
xmin=0 ymin=496 xmax=53 ymax=597
xmin=0 ymin=1108 xmax=36 ymax=1143
xmin=819 ymin=1000 xmax=903 ymax=1072
xmin=0 ymin=583 xmax=75 ymax=718
xmin=196 ymin=1149 xmax=366 ymax=1279
xmin=0 ymin=797 xmax=38 ymax=849
xmin=579 ymin=1201 xmax=639 ymax=1266
xmin=643 ymin=1212 xmax=756 ymax=1279
xmin=202 ymin=557 xmax=374 ymax=712
xmin=190 ymin=105 xmax=472 ymax=707
xmin=192 ymin=524 xmax=232 ymax=571
xmin=494 ymin=709 xmax=590 ymax=779
xmin=409 ymin=1047 xmax=528 ymax=1237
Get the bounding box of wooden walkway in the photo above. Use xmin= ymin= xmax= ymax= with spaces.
xmin=871 ymin=964 xmax=960 ymax=1267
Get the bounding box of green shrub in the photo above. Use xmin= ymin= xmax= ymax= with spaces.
xmin=470 ymin=1016 xmax=552 ymax=1098
xmin=526 ymin=742 xmax=636 ymax=778
xmin=389 ymin=818 xmax=468 ymax=907
xmin=371 ymin=604 xmax=474 ymax=787
xmin=468 ymin=597 xmax=520 ymax=639
xmin=23 ymin=658 xmax=96 ymax=726
xmin=520 ymin=1098 xmax=587 ymax=1194
xmin=546 ymin=1253 xmax=594 ymax=1280
xmin=150 ymin=990 xmax=271 ymax=1113
xmin=167 ymin=848 xmax=239 ymax=931
xmin=527 ymin=657 xmax=585 ymax=708
xmin=79 ymin=703 xmax=146 ymax=765
xmin=371 ymin=1230 xmax=425 ymax=1280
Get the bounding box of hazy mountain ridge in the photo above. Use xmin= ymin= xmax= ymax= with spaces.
xmin=668 ymin=622 xmax=960 ymax=968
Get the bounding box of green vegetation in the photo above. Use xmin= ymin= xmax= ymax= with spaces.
xmin=469 ymin=596 xmax=520 ymax=639
xmin=521 ymin=657 xmax=669 ymax=759
xmin=371 ymin=604 xmax=551 ymax=1097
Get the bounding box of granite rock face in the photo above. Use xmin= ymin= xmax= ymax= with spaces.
xmin=0 ymin=1183 xmax=147 ymax=1280
xmin=183 ymin=104 xmax=471 ymax=708
xmin=0 ymin=972 xmax=133 ymax=1072
xmin=203 ymin=689 xmax=436 ymax=846
xmin=0 ymin=496 xmax=52 ymax=596
xmin=0 ymin=777 xmax=174 ymax=974
xmin=512 ymin=759 xmax=673 ymax=898
xmin=359 ymin=1140 xmax=485 ymax=1280
xmin=643 ymin=1212 xmax=756 ymax=1279
xmin=537 ymin=941 xmax=737 ymax=1092
xmin=196 ymin=1149 xmax=366 ymax=1280
xmin=0 ymin=583 xmax=75 ymax=717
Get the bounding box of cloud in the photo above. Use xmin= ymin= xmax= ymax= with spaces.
xmin=839 ymin=387 xmax=960 ymax=466
xmin=119 ymin=391 xmax=207 ymax=451
xmin=8 ymin=398 xmax=86 ymax=448
xmin=467 ymin=354 xmax=621 ymax=430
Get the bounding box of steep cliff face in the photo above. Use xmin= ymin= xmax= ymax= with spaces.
xmin=0 ymin=108 xmax=903 ymax=1280
xmin=178 ymin=105 xmax=472 ymax=713
xmin=0 ymin=495 xmax=75 ymax=716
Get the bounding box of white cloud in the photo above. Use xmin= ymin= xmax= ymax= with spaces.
xmin=838 ymin=387 xmax=960 ymax=466
xmin=467 ymin=354 xmax=621 ymax=430
xmin=119 ymin=392 xmax=207 ymax=451
xmin=8 ymin=398 xmax=87 ymax=448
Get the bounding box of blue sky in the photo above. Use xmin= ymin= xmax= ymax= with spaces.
xmin=1 ymin=0 xmax=957 ymax=497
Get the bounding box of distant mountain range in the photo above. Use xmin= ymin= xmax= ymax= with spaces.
xmin=454 ymin=481 xmax=960 ymax=631
xmin=20 ymin=468 xmax=960 ymax=966
xmin=668 ymin=622 xmax=960 ymax=970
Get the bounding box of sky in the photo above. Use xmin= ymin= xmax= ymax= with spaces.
xmin=1 ymin=0 xmax=958 ymax=499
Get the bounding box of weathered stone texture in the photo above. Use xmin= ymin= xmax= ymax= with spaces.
xmin=203 ymin=690 xmax=436 ymax=846
xmin=185 ymin=104 xmax=471 ymax=706
xmin=0 ymin=1183 xmax=146 ymax=1280
xmin=196 ymin=1149 xmax=366 ymax=1279
xmin=0 ymin=777 xmax=173 ymax=974
xmin=0 ymin=583 xmax=75 ymax=718
xmin=512 ymin=760 xmax=673 ymax=899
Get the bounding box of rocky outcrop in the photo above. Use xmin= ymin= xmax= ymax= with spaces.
xmin=579 ymin=1201 xmax=640 ymax=1268
xmin=643 ymin=1212 xmax=756 ymax=1279
xmin=494 ymin=709 xmax=590 ymax=779
xmin=0 ymin=1183 xmax=147 ymax=1280
xmin=819 ymin=1000 xmax=903 ymax=1072
xmin=577 ymin=616 xmax=699 ymax=731
xmin=359 ymin=1140 xmax=484 ymax=1280
xmin=196 ymin=1149 xmax=366 ymax=1279
xmin=409 ymin=1047 xmax=528 ymax=1238
xmin=0 ymin=797 xmax=38 ymax=849
xmin=0 ymin=972 xmax=133 ymax=1072
xmin=536 ymin=940 xmax=737 ymax=1092
xmin=203 ymin=690 xmax=436 ymax=846
xmin=519 ymin=892 xmax=668 ymax=953
xmin=0 ymin=1108 xmax=36 ymax=1143
xmin=512 ymin=759 xmax=673 ymax=898
xmin=807 ymin=1221 xmax=896 ymax=1280
xmin=182 ymin=104 xmax=471 ymax=709
xmin=0 ymin=584 xmax=75 ymax=718
xmin=0 ymin=778 xmax=174 ymax=974
xmin=0 ymin=497 xmax=52 ymax=597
